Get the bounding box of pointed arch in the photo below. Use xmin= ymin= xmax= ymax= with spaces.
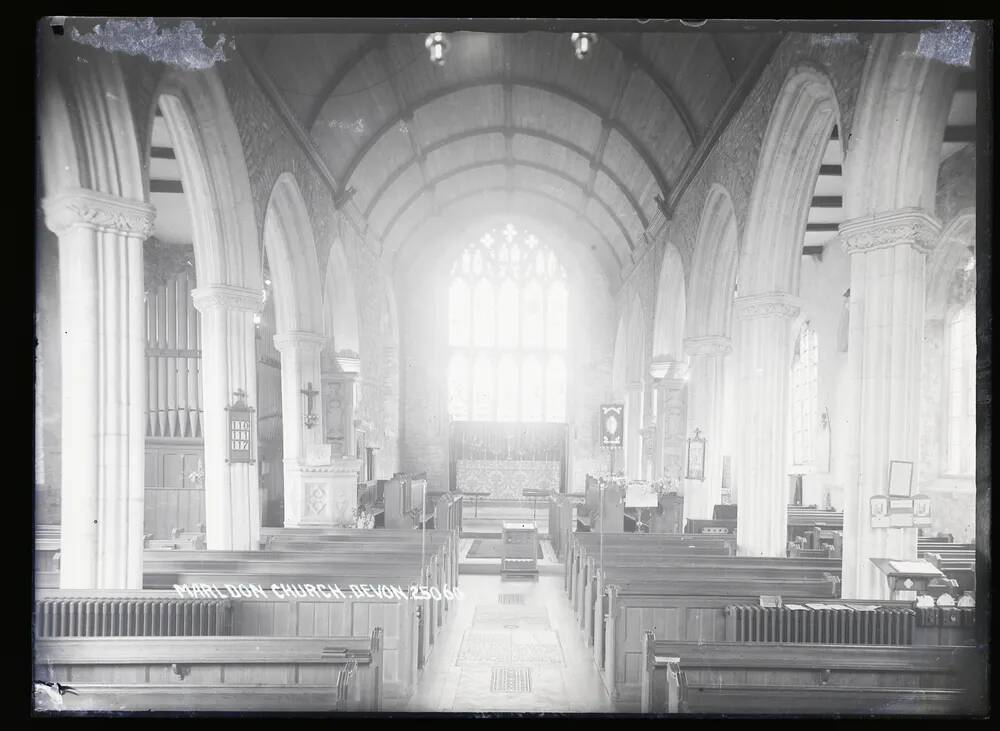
xmin=153 ymin=68 xmax=262 ymax=290
xmin=652 ymin=242 xmax=687 ymax=362
xmin=262 ymin=173 xmax=324 ymax=335
xmin=39 ymin=45 xmax=144 ymax=200
xmin=740 ymin=65 xmax=840 ymax=296
xmin=688 ymin=183 xmax=740 ymax=337
xmin=323 ymin=237 xmax=362 ymax=358
xmin=611 ymin=314 xmax=628 ymax=400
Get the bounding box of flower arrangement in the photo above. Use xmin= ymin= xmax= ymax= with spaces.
xmin=353 ymin=506 xmax=375 ymax=529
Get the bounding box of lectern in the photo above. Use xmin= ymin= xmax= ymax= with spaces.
xmin=870 ymin=557 xmax=946 ymax=600
xmin=502 ymin=521 xmax=539 ymax=579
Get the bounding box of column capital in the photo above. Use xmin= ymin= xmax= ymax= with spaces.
xmin=43 ymin=188 xmax=155 ymax=238
xmin=839 ymin=208 xmax=942 ymax=256
xmin=733 ymin=292 xmax=800 ymax=321
xmin=649 ymin=359 xmax=688 ymax=381
xmin=273 ymin=330 xmax=327 ymax=353
xmin=191 ymin=284 xmax=264 ymax=314
xmin=684 ymin=335 xmax=733 ymax=357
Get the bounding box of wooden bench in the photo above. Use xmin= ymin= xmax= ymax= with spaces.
xmin=548 ymin=493 xmax=584 ymax=559
xmin=640 ymin=636 xmax=981 ymax=715
xmin=143 ymin=551 xmax=445 ymax=667
xmin=261 ymin=527 xmax=459 ymax=597
xmin=34 ymin=632 xmax=383 ymax=712
xmin=592 ymin=573 xmax=842 ymax=694
xmin=567 ymin=537 xmax=741 ymax=607
xmin=565 ymin=532 xmax=736 ymax=596
xmin=923 ymin=552 xmax=976 ymax=593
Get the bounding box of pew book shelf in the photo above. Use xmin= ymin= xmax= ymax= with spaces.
xmin=501 ymin=522 xmax=539 ymax=579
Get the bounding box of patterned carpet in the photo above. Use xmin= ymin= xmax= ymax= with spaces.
xmin=467 ymin=539 xmax=544 ymax=560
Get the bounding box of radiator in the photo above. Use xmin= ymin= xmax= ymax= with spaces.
xmin=35 ymin=597 xmax=233 ymax=637
xmin=727 ymin=604 xmax=915 ymax=645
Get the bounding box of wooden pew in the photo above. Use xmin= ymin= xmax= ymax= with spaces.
xmin=923 ymin=552 xmax=976 ymax=593
xmin=384 ymin=472 xmax=436 ymax=530
xmin=548 ymin=493 xmax=584 ymax=560
xmin=593 ymin=572 xmax=842 ymax=691
xmin=140 ymin=563 xmax=421 ymax=699
xmin=577 ymin=475 xmax=625 ymax=534
xmin=143 ymin=549 xmax=445 ymax=668
xmin=640 ymin=636 xmax=980 ymax=715
xmin=431 ymin=491 xmax=463 ymax=533
xmin=261 ymin=527 xmax=459 ymax=598
xmin=565 ymin=533 xmax=738 ymax=603
xmin=34 ymin=631 xmax=383 ymax=712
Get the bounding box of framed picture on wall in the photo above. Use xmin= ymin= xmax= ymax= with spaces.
xmin=887 ymin=460 xmax=914 ymax=497
xmin=686 ymin=429 xmax=706 ymax=481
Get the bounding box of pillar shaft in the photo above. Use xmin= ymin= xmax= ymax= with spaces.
xmin=733 ymin=293 xmax=800 ymax=556
xmin=192 ymin=284 xmax=263 ymax=551
xmin=840 ymin=210 xmax=940 ymax=598
xmin=625 ymin=381 xmax=643 ymax=478
xmin=44 ymin=189 xmax=154 ymax=589
xmin=683 ymin=337 xmax=732 ymax=522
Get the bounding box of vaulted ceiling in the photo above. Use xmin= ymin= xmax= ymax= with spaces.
xmin=244 ymin=30 xmax=782 ymax=281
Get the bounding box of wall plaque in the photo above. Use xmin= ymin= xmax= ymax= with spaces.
xmin=226 ymin=389 xmax=255 ymax=464
xmin=870 ymin=495 xmax=890 ymax=528
xmin=686 ymin=428 xmax=706 ymax=481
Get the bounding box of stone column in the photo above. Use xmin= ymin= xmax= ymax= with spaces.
xmin=732 ymin=292 xmax=800 ymax=557
xmin=839 ymin=210 xmax=940 ymax=598
xmin=625 ymin=381 xmax=643 ymax=478
xmin=274 ymin=331 xmax=327 ymax=527
xmin=650 ymin=360 xmax=688 ymax=487
xmin=43 ymin=188 xmax=154 ymax=589
xmin=682 ymin=336 xmax=733 ymax=522
xmin=191 ymin=284 xmax=263 ymax=551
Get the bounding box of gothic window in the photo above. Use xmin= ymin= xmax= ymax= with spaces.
xmin=447 ymin=224 xmax=568 ymax=423
xmin=791 ymin=323 xmax=818 ymax=468
xmin=946 ymin=258 xmax=976 ymax=475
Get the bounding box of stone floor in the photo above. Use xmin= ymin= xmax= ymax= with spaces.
xmin=405 ymin=569 xmax=613 ymax=714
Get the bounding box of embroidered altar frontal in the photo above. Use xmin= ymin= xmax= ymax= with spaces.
xmin=456 ymin=460 xmax=561 ymax=500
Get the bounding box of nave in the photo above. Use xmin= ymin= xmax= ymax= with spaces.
xmin=33 ymin=18 xmax=988 ymax=717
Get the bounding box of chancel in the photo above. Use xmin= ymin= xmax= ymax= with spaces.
xmin=33 ymin=17 xmax=988 ymax=716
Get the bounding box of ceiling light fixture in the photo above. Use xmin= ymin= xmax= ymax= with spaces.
xmin=571 ymin=33 xmax=597 ymax=60
xmin=425 ymin=32 xmax=450 ymax=66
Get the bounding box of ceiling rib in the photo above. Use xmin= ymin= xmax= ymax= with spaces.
xmin=582 ymin=55 xmax=634 ymax=257
xmin=303 ymin=34 xmax=383 ymax=130
xmin=409 ymin=184 xmax=624 ymax=272
xmin=363 ymin=125 xmax=649 ymax=230
xmin=374 ymin=41 xmax=435 ymax=213
xmin=603 ymin=36 xmax=700 ymax=147
xmin=333 ymin=75 xmax=672 ymax=206
xmin=381 ymin=158 xmax=633 ymax=261
xmin=709 ymin=35 xmax=735 ymax=83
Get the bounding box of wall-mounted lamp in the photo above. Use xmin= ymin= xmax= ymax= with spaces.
xmin=301 ymin=381 xmax=319 ymax=429
xmin=571 ymin=32 xmax=597 ymax=60
xmin=425 ymin=32 xmax=450 ymax=66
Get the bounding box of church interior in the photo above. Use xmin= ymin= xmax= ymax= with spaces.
xmin=33 ymin=18 xmax=989 ymax=715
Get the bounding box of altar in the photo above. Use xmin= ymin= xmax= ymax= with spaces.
xmin=449 ymin=421 xmax=568 ymax=496
xmin=455 ymin=459 xmax=561 ymax=500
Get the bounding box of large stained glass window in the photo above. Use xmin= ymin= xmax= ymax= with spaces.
xmin=447 ymin=223 xmax=568 ymax=423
